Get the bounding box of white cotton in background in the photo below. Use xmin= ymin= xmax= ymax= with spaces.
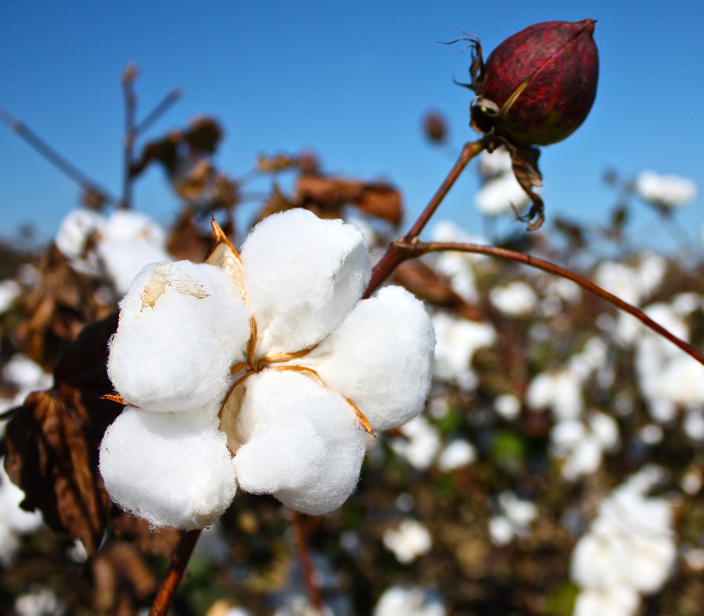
xmin=432 ymin=312 xmax=496 ymax=391
xmin=382 ymin=519 xmax=432 ymax=564
xmin=2 ymin=354 xmax=53 ymax=394
xmin=0 ymin=280 xmax=21 ymax=315
xmin=373 ymin=586 xmax=446 ymax=616
xmin=594 ymin=262 xmax=642 ymax=307
xmin=475 ymin=173 xmax=530 ymax=216
xmin=490 ymin=281 xmax=537 ymax=317
xmin=489 ymin=515 xmax=515 ymax=546
xmin=526 ymin=368 xmax=584 ymax=422
xmin=233 ymin=370 xmax=366 ymax=515
xmin=478 ymin=149 xmax=513 ymax=179
xmin=0 ymin=460 xmax=43 ymax=535
xmin=489 ymin=491 xmax=537 ymax=545
xmin=573 ymin=587 xmax=639 ymax=616
xmin=241 ymin=209 xmax=371 ymax=355
xmin=634 ymin=170 xmax=698 ymax=208
xmin=14 ymin=586 xmax=65 ymax=616
xmin=544 ymin=277 xmax=582 ymax=305
xmin=54 ymin=209 xmax=105 ymax=275
xmin=390 ymin=416 xmax=442 ymax=471
xmin=99 ymin=408 xmax=236 ymax=529
xmin=569 ymin=337 xmax=608 ymax=382
xmin=102 ymin=209 xmax=166 ymax=245
xmin=108 ymin=261 xmax=250 ymax=413
xmin=437 ymin=439 xmax=476 ymax=471
xmin=683 ymin=411 xmax=704 ymax=441
xmin=494 ymin=393 xmax=521 ymax=420
xmin=308 ymin=285 xmax=434 ymax=431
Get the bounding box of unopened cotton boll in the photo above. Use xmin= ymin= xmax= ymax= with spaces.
xmin=108 ymin=261 xmax=250 ymax=413
xmin=99 ymin=408 xmax=236 ymax=529
xmin=308 ymin=285 xmax=435 ymax=431
xmin=241 ymin=209 xmax=371 ymax=355
xmin=382 ymin=519 xmax=432 ymax=564
xmin=634 ymin=170 xmax=698 ymax=208
xmin=233 ymin=370 xmax=366 ymax=515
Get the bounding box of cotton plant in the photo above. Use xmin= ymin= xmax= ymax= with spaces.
xmin=99 ymin=208 xmax=435 ymax=529
xmin=570 ymin=466 xmax=677 ymax=616
xmin=55 ymin=207 xmax=171 ymax=295
xmin=382 ymin=519 xmax=433 ymax=564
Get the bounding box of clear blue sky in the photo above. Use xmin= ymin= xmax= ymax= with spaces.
xmin=0 ymin=1 xmax=702 ymax=250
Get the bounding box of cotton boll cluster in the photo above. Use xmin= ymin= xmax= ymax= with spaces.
xmin=383 ymin=519 xmax=432 ymax=564
xmin=550 ymin=411 xmax=620 ymax=481
xmin=390 ymin=416 xmax=442 ymax=471
xmin=474 ymin=150 xmax=530 ymax=216
xmin=432 ymin=312 xmax=496 ymax=391
xmin=101 ymin=209 xmax=435 ymax=528
xmin=634 ymin=170 xmax=698 ymax=209
xmin=488 ymin=491 xmax=538 ymax=546
xmin=55 ymin=208 xmax=171 ymax=295
xmin=374 ymin=586 xmax=445 ymax=616
xmin=490 ymin=281 xmax=537 ymax=317
xmin=0 ymin=458 xmax=43 ymax=566
xmin=570 ymin=466 xmax=676 ymax=616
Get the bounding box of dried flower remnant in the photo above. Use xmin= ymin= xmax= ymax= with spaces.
xmin=454 ymin=19 xmax=599 ymax=229
xmin=100 ymin=209 xmax=435 ymax=529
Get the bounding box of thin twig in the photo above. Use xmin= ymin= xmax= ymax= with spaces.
xmin=364 ymin=140 xmax=485 ymax=297
xmin=0 ymin=105 xmax=117 ymax=204
xmin=291 ymin=511 xmax=324 ymax=613
xmin=135 ymin=88 xmax=182 ymax=137
xmin=394 ymin=239 xmax=704 ymax=367
xmin=121 ymin=65 xmax=138 ymax=209
xmin=148 ymin=529 xmax=201 ymax=616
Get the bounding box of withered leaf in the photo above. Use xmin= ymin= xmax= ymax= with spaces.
xmin=167 ymin=209 xmax=212 ymax=262
xmin=508 ymin=144 xmax=544 ymax=231
xmin=111 ymin=513 xmax=180 ymax=558
xmin=4 ymin=313 xmax=122 ymax=555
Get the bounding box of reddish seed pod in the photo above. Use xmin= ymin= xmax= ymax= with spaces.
xmin=472 ymin=19 xmax=599 ymax=147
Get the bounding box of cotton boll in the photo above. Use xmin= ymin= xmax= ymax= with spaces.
xmin=494 ymin=394 xmax=521 ymax=420
xmin=103 ymin=209 xmax=166 ymax=246
xmin=241 ymin=209 xmax=371 ymax=355
xmin=233 ymin=370 xmax=366 ymax=515
xmin=108 ymin=261 xmax=250 ymax=413
xmin=99 ymin=408 xmax=236 ymax=529
xmin=0 ymin=280 xmax=21 ymax=315
xmin=526 ymin=369 xmax=584 ymax=421
xmin=373 ymin=586 xmax=446 ymax=616
xmin=383 ymin=519 xmax=432 ymax=564
xmin=99 ymin=241 xmax=172 ymax=296
xmin=437 ymin=439 xmax=476 ymax=471
xmin=14 ymin=586 xmax=65 ymax=616
xmin=390 ymin=417 xmax=442 ymax=471
xmin=55 ymin=209 xmax=105 ymax=275
xmin=2 ymin=354 xmax=53 ymax=393
xmin=588 ymin=412 xmax=620 ymax=452
xmin=490 ymin=281 xmax=537 ymax=317
xmin=307 ymin=286 xmax=434 ymax=431
xmin=0 ymin=460 xmax=43 ymax=534
xmin=475 ymin=173 xmax=530 ymax=216
xmin=634 ymin=170 xmax=698 ymax=208
xmin=573 ymin=587 xmax=639 ymax=616
xmin=489 ymin=515 xmax=515 ymax=546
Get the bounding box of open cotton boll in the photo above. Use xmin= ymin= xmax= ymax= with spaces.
xmin=99 ymin=408 xmax=236 ymax=529
xmin=0 ymin=460 xmax=43 ymax=535
xmin=382 ymin=519 xmax=432 ymax=564
xmin=233 ymin=370 xmax=366 ymax=515
xmin=307 ymin=286 xmax=434 ymax=431
xmin=573 ymin=587 xmax=639 ymax=616
xmin=55 ymin=208 xmax=105 ymax=275
xmin=490 ymin=281 xmax=537 ymax=317
xmin=478 ymin=149 xmax=513 ymax=179
xmin=474 ymin=173 xmax=530 ymax=216
xmin=103 ymin=209 xmax=166 ymax=245
xmin=99 ymin=241 xmax=172 ymax=296
xmin=634 ymin=170 xmax=698 ymax=208
xmin=0 ymin=280 xmax=21 ymax=316
xmin=108 ymin=261 xmax=250 ymax=413
xmin=373 ymin=586 xmax=446 ymax=616
xmin=241 ymin=209 xmax=371 ymax=355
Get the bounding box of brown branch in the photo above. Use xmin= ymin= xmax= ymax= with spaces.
xmin=121 ymin=65 xmax=138 ymax=209
xmin=365 ymin=140 xmax=484 ymax=297
xmin=0 ymin=105 xmax=117 ymax=204
xmin=135 ymin=88 xmax=181 ymax=137
xmin=394 ymin=239 xmax=704 ymax=367
xmin=291 ymin=511 xmax=324 ymax=613
xmin=148 ymin=529 xmax=201 ymax=616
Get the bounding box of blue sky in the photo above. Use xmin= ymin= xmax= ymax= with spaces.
xmin=0 ymin=1 xmax=702 ymax=251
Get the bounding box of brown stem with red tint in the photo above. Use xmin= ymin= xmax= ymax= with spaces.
xmin=291 ymin=511 xmax=324 ymax=613
xmin=148 ymin=529 xmax=201 ymax=616
xmin=364 ymin=140 xmax=485 ymax=297
xmin=393 ymin=239 xmax=704 ymax=367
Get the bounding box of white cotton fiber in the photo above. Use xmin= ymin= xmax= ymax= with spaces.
xmin=241 ymin=209 xmax=371 ymax=355
xmin=99 ymin=408 xmax=236 ymax=529
xmin=108 ymin=261 xmax=250 ymax=413
xmin=54 ymin=208 xmax=105 ymax=275
xmin=306 ymin=285 xmax=434 ymax=431
xmin=102 ymin=209 xmax=167 ymax=246
xmin=233 ymin=370 xmax=366 ymax=515
xmin=99 ymin=241 xmax=172 ymax=296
